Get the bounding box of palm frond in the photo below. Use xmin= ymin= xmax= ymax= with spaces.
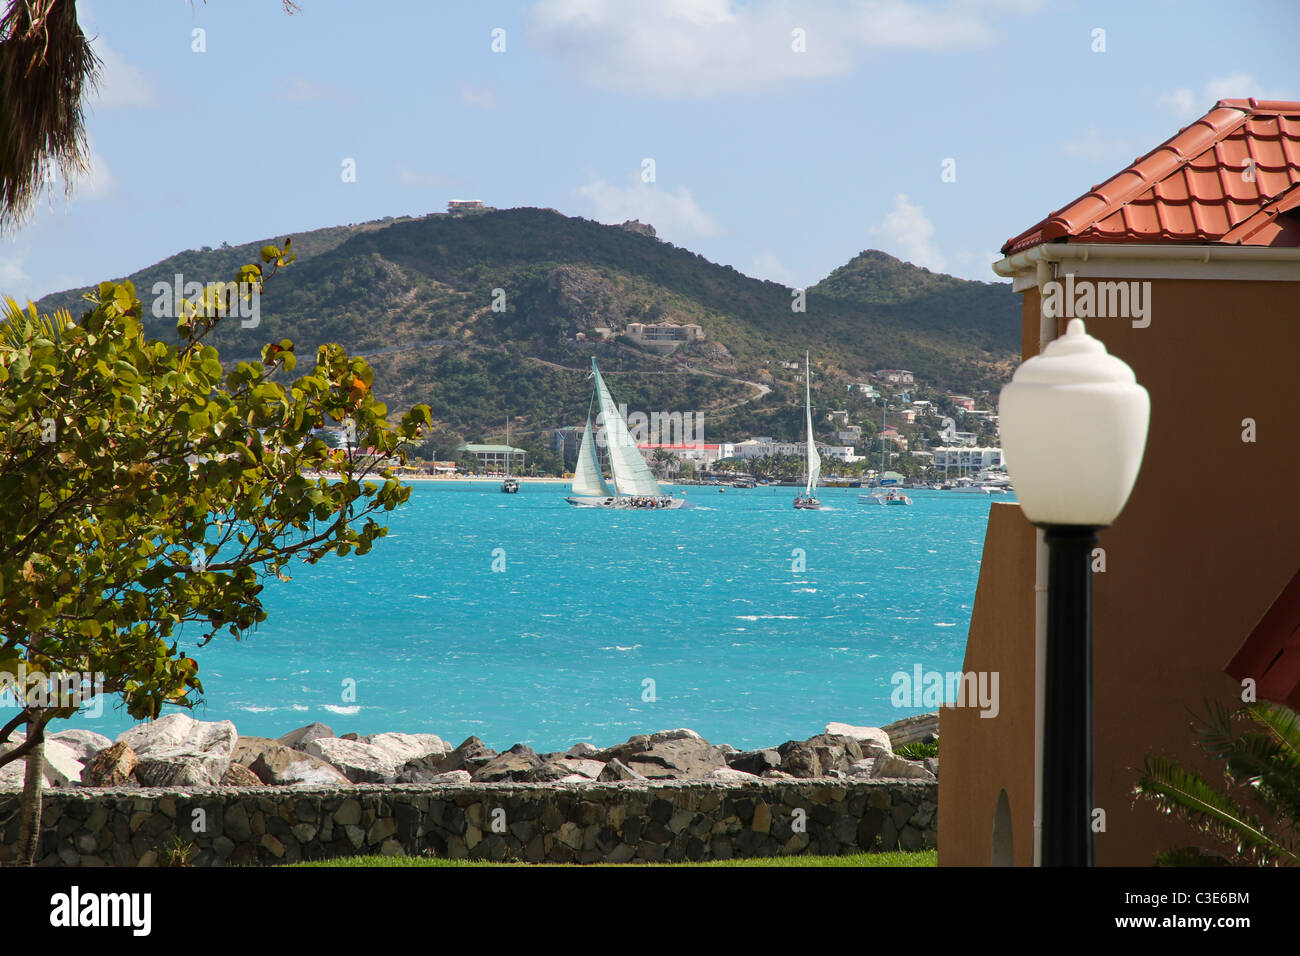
xmin=0 ymin=0 xmax=101 ymax=232
xmin=1135 ymin=754 xmax=1295 ymax=865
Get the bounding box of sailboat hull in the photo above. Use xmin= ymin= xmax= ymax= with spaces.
xmin=565 ymin=496 xmax=689 ymax=510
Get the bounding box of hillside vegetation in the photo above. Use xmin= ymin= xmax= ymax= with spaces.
xmin=35 ymin=208 xmax=1018 ymax=444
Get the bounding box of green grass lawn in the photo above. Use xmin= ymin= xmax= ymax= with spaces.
xmin=292 ymin=849 xmax=936 ymax=868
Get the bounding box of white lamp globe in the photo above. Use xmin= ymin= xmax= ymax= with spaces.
xmin=998 ymin=319 xmax=1150 ymax=527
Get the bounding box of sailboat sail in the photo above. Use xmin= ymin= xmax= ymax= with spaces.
xmin=571 ymin=414 xmax=612 ymax=497
xmin=804 ymin=353 xmax=821 ymax=496
xmin=592 ymin=360 xmax=662 ymax=497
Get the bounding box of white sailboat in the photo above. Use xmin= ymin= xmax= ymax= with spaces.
xmin=860 ymin=398 xmax=912 ymax=506
xmin=500 ymin=417 xmax=519 ymax=493
xmin=565 ymin=358 xmax=688 ymax=509
xmin=794 ymin=352 xmax=821 ymax=510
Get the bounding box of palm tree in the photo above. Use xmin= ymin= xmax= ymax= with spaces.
xmin=0 ymin=0 xmax=99 ymax=232
xmin=1134 ymin=700 xmax=1300 ymax=866
xmin=0 ymin=1 xmax=299 ymax=231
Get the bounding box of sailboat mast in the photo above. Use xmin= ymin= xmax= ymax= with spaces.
xmin=805 ymin=352 xmax=813 ymax=496
xmin=505 ymin=416 xmax=510 ymax=478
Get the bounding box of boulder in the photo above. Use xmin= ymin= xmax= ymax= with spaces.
xmin=824 ymin=722 xmax=893 ymax=757
xmin=873 ymin=754 xmax=938 ymax=781
xmin=923 ymin=756 xmax=939 ymax=778
xmin=82 ymin=741 xmax=138 ymax=787
xmin=704 ymin=767 xmax=761 ymax=782
xmin=401 ymin=768 xmax=472 ymax=785
xmin=598 ymin=759 xmax=648 ymax=782
xmin=278 ymin=722 xmax=335 ymax=751
xmin=220 ymin=763 xmax=262 ymax=786
xmin=48 ymin=729 xmax=112 ymax=764
xmin=776 ymin=739 xmax=821 ymax=777
xmin=554 ymin=758 xmax=605 ymax=780
xmin=117 ymin=714 xmax=236 ymax=787
xmin=303 ymin=737 xmax=400 ymax=784
xmin=847 ymin=758 xmax=879 ymax=777
xmin=361 ymin=732 xmax=449 ymax=765
xmin=234 ymin=736 xmax=350 ymax=786
xmin=0 ymin=733 xmax=84 ymax=788
xmin=564 ymin=742 xmax=601 ymax=758
xmin=435 ymin=736 xmax=498 ymax=775
xmin=727 ymin=749 xmax=781 ymax=775
xmin=805 ymin=734 xmax=864 ymax=774
xmin=880 ymin=712 xmax=940 ymax=749
xmin=597 ymin=729 xmax=726 ymax=780
xmin=471 ymin=744 xmax=544 ymax=783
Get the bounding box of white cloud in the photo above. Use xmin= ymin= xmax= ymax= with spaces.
xmin=457 ymin=82 xmax=497 ymax=109
xmin=0 ymin=255 xmax=28 ymax=290
xmin=574 ymin=174 xmax=723 ymax=239
xmin=276 ymin=78 xmax=357 ymax=105
xmin=1161 ymin=74 xmax=1294 ymax=117
xmin=1059 ymin=128 xmax=1131 ymax=163
xmin=526 ymin=0 xmax=1028 ymax=98
xmin=89 ymin=38 xmax=159 ymax=109
xmin=869 ymin=193 xmax=946 ymax=272
xmin=749 ymin=251 xmax=797 ymax=287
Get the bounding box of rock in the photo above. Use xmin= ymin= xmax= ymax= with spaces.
xmin=923 ymin=757 xmax=939 ymax=778
xmin=234 ymin=737 xmax=350 ymax=786
xmin=880 ymin=712 xmax=940 ymax=749
xmin=360 ymin=732 xmax=449 ymax=765
xmin=303 ymin=737 xmax=400 ymax=784
xmin=340 ymin=732 xmax=359 ymax=741
xmin=760 ymin=769 xmax=795 ymax=780
xmin=117 ymin=714 xmax=237 ymax=787
xmin=435 ymin=736 xmax=498 ymax=775
xmin=402 ymin=768 xmax=472 ymax=785
xmin=277 ymin=722 xmax=335 ymax=751
xmin=48 ymin=729 xmax=112 ymax=764
xmin=598 ymin=730 xmax=726 ymax=780
xmin=776 ymin=739 xmax=820 ymax=777
xmin=220 ymin=763 xmax=262 ymax=786
xmin=564 ymin=742 xmax=601 ymax=758
xmin=554 ymin=758 xmax=605 ymax=779
xmin=471 ymin=744 xmax=543 ymax=783
xmin=704 ymin=767 xmax=761 ymax=782
xmin=598 ymin=759 xmax=648 ymax=782
xmin=727 ymin=749 xmax=781 ymax=775
xmin=847 ymin=759 xmax=879 ymax=777
xmin=824 ymin=723 xmax=893 ymax=756
xmin=873 ymin=754 xmax=938 ymax=781
xmin=0 ymin=733 xmax=84 ymax=788
xmin=805 ymin=734 xmax=864 ymax=774
xmin=620 ymin=219 xmax=657 ymax=238
xmin=82 ymin=741 xmax=139 ymax=787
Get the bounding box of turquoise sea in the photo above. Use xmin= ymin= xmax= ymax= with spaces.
xmin=75 ymin=483 xmax=1006 ymax=752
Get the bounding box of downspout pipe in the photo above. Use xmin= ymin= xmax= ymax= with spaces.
xmin=1032 ymin=257 xmax=1056 ymax=867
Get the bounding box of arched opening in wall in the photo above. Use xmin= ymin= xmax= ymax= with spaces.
xmin=991 ymin=788 xmax=1013 ymax=866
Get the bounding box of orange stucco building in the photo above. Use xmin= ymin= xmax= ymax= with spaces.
xmin=939 ymin=99 xmax=1300 ymax=866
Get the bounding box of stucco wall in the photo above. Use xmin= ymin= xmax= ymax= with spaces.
xmin=948 ymin=273 xmax=1300 ymax=866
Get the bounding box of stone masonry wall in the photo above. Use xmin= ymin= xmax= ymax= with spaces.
xmin=0 ymin=779 xmax=937 ymax=866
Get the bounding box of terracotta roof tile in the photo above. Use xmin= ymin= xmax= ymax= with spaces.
xmin=1003 ymin=99 xmax=1300 ymax=254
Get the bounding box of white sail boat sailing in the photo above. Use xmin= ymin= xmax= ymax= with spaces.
xmin=565 ymin=358 xmax=688 ymax=510
xmin=793 ymin=352 xmax=821 ymax=510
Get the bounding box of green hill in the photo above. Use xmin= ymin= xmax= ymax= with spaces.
xmin=34 ymin=207 xmax=1018 ymax=446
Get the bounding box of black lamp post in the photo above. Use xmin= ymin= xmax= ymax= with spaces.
xmin=999 ymin=319 xmax=1149 ymax=867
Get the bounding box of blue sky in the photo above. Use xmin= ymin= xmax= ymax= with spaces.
xmin=2 ymin=0 xmax=1295 ymax=301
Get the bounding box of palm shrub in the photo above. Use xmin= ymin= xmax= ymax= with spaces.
xmin=1134 ymin=701 xmax=1300 ymax=866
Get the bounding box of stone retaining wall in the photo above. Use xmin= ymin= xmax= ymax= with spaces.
xmin=0 ymin=779 xmax=937 ymax=866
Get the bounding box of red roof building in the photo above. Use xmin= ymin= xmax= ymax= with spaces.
xmin=1004 ymin=99 xmax=1300 ymax=254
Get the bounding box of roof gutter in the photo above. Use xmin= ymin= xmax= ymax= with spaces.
xmin=994 ymin=241 xmax=1300 ymax=282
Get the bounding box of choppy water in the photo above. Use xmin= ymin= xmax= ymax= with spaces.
xmin=71 ymin=483 xmax=1006 ymax=752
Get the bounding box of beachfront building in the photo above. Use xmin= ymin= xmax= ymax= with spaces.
xmin=457 ymin=443 xmax=526 ymax=473
xmin=932 ymin=446 xmax=1002 ymax=471
xmin=854 ymin=382 xmax=881 ymax=398
xmin=636 ymin=442 xmax=730 ymax=470
xmin=873 ymin=369 xmax=914 ymax=385
xmin=447 ymin=199 xmax=490 ymax=215
xmin=942 ymin=99 xmax=1300 ymax=867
